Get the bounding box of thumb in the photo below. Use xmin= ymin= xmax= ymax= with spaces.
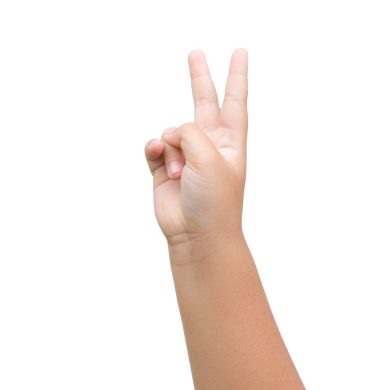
xmin=163 ymin=122 xmax=220 ymax=167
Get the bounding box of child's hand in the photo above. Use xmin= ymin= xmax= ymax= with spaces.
xmin=144 ymin=50 xmax=304 ymax=388
xmin=145 ymin=49 xmax=248 ymax=248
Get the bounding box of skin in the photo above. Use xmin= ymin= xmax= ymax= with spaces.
xmin=144 ymin=49 xmax=305 ymax=389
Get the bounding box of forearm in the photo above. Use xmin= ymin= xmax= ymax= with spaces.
xmin=168 ymin=231 xmax=304 ymax=390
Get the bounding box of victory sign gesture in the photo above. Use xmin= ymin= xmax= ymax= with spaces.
xmin=144 ymin=49 xmax=248 ymax=250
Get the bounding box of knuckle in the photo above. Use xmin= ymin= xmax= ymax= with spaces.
xmin=161 ymin=127 xmax=177 ymax=139
xmin=194 ymin=97 xmax=214 ymax=108
xmin=160 ymin=129 xmax=169 ymax=139
xmin=178 ymin=122 xmax=200 ymax=138
xmin=180 ymin=122 xmax=198 ymax=132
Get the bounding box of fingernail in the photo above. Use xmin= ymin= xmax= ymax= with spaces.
xmin=168 ymin=161 xmax=182 ymax=178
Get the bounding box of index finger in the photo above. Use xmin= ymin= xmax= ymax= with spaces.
xmin=188 ymin=50 xmax=220 ymax=131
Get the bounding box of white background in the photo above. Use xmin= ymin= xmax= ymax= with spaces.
xmin=1 ymin=1 xmax=389 ymax=389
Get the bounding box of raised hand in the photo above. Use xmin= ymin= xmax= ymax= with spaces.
xmin=144 ymin=49 xmax=248 ymax=248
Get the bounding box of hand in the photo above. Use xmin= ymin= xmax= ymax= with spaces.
xmin=144 ymin=49 xmax=248 ymax=247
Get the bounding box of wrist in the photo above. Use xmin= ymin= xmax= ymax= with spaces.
xmin=167 ymin=229 xmax=246 ymax=267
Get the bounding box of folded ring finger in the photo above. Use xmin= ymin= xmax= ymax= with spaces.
xmin=161 ymin=128 xmax=185 ymax=180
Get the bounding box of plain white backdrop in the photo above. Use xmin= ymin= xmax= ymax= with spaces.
xmin=1 ymin=1 xmax=389 ymax=389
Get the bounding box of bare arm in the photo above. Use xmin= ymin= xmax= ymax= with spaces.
xmin=144 ymin=49 xmax=304 ymax=389
xmin=168 ymin=232 xmax=303 ymax=389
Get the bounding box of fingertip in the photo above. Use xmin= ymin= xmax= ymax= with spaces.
xmin=145 ymin=139 xmax=164 ymax=160
xmin=162 ymin=132 xmax=180 ymax=149
xmin=230 ymin=48 xmax=248 ymax=74
xmin=233 ymin=48 xmax=248 ymax=57
xmin=188 ymin=49 xmax=205 ymax=62
xmin=161 ymin=127 xmax=177 ymax=139
xmin=146 ymin=138 xmax=164 ymax=149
